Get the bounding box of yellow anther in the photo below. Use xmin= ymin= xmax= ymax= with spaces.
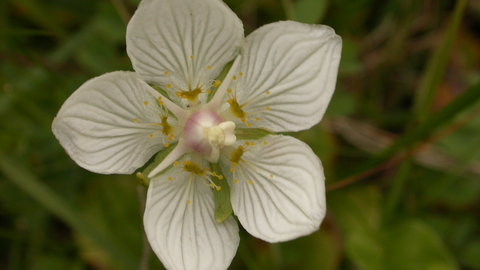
xmin=233 ymin=179 xmax=238 ymax=183
xmin=241 ymin=118 xmax=246 ymax=123
xmin=186 ymin=200 xmax=191 ymax=204
xmin=164 ymin=143 xmax=169 ymax=147
xmin=238 ymin=146 xmax=244 ymax=150
xmin=266 ymin=91 xmax=271 ymax=95
xmin=246 ymin=123 xmax=252 ymax=127
xmin=190 ymin=55 xmax=194 ymax=59
xmin=250 ymin=142 xmax=255 ymax=146
xmin=212 ymin=172 xmax=217 ymax=177
xmin=149 ymin=134 xmax=154 ymax=138
xmin=207 ymin=90 xmax=212 ymax=94
xmin=168 ymin=177 xmax=173 ymax=181
xmin=157 ymin=97 xmax=162 ymax=101
xmin=164 ymin=71 xmax=169 ymax=75
xmin=210 ymin=183 xmax=215 ymax=188
xmin=144 ymin=101 xmax=149 ymax=105
xmin=216 ymin=186 xmax=221 ymax=191
xmin=227 ymin=99 xmax=233 ymax=104
xmin=227 ymin=89 xmax=232 ymax=93
xmin=166 ymin=84 xmax=172 ymax=88
xmin=207 ymin=66 xmax=212 ymax=70
xmin=239 ymin=72 xmax=243 ymax=76
xmin=212 ymin=80 xmax=221 ymax=87
xmin=230 ymin=168 xmax=235 ymax=173
xmin=265 ymin=107 xmax=271 ymax=111
xmin=204 ymin=167 xmax=210 ymax=171
xmin=232 ymin=75 xmax=237 ymax=80
xmin=175 ymin=92 xmax=182 ymax=97
xmin=173 ymin=161 xmax=179 ymax=166
xmin=134 ymin=118 xmax=139 ymax=122
xmin=255 ymin=118 xmax=260 ymax=121
xmin=218 ymin=175 xmax=223 ymax=180
xmin=232 ymin=162 xmax=237 ymax=167
xmin=248 ymin=180 xmax=253 ymax=185
xmin=269 ymin=174 xmax=274 ymax=178
xmin=262 ymin=142 xmax=268 ymax=146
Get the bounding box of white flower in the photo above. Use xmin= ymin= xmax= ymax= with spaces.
xmin=52 ymin=0 xmax=342 ymax=269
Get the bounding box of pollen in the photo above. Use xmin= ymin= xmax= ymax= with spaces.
xmin=266 ymin=91 xmax=271 ymax=95
xmin=168 ymin=177 xmax=173 ymax=181
xmin=269 ymin=174 xmax=274 ymax=178
xmin=207 ymin=65 xmax=212 ymax=70
xmin=232 ymin=75 xmax=237 ymax=80
xmin=186 ymin=200 xmax=191 ymax=204
xmin=227 ymin=89 xmax=232 ymax=93
xmin=230 ymin=168 xmax=235 ymax=173
xmin=262 ymin=141 xmax=268 ymax=146
xmin=212 ymin=80 xmax=221 ymax=87
xmin=233 ymin=179 xmax=238 ymax=184
xmin=149 ymin=134 xmax=154 ymax=138
xmin=228 ymin=97 xmax=246 ymax=119
xmin=164 ymin=71 xmax=169 ymax=75
xmin=239 ymin=72 xmax=243 ymax=77
xmin=166 ymin=84 xmax=172 ymax=88
xmin=173 ymin=161 xmax=179 ymax=166
xmin=134 ymin=118 xmax=139 ymax=122
xmin=190 ymin=55 xmax=194 ymax=59
xmin=255 ymin=118 xmax=260 ymax=121
xmin=144 ymin=101 xmax=149 ymax=105
xmin=183 ymin=162 xmax=205 ymax=177
xmin=157 ymin=97 xmax=162 ymax=101
xmin=265 ymin=107 xmax=271 ymax=111
xmin=230 ymin=145 xmax=244 ymax=164
xmin=164 ymin=143 xmax=169 ymax=147
xmin=248 ymin=180 xmax=253 ymax=185
xmin=216 ymin=186 xmax=221 ymax=191
xmin=176 ymin=88 xmax=203 ymax=101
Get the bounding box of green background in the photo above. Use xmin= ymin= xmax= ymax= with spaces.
xmin=1 ymin=0 xmax=480 ymax=269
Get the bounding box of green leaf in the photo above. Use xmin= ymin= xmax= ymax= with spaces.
xmin=235 ymin=128 xmax=272 ymax=140
xmin=207 ymin=59 xmax=234 ymax=102
xmin=141 ymin=142 xmax=179 ymax=186
xmin=384 ymin=220 xmax=459 ymax=270
xmin=209 ymin=162 xmax=233 ymax=223
xmin=293 ymin=0 xmax=329 ymax=24
xmin=0 ymin=154 xmax=137 ymax=269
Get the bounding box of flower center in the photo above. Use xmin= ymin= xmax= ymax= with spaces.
xmin=183 ymin=110 xmax=236 ymax=163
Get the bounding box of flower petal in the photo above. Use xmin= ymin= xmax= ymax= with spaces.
xmin=144 ymin=155 xmax=239 ymax=270
xmin=228 ymin=21 xmax=342 ymax=132
xmin=52 ymin=71 xmax=173 ymax=174
xmin=220 ymin=135 xmax=326 ymax=242
xmin=126 ymin=0 xmax=244 ymax=94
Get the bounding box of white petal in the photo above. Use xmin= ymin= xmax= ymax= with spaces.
xmin=220 ymin=135 xmax=326 ymax=242
xmin=144 ymin=155 xmax=239 ymax=270
xmin=126 ymin=0 xmax=244 ymax=94
xmin=52 ymin=71 xmax=172 ymax=174
xmin=229 ymin=21 xmax=342 ymax=132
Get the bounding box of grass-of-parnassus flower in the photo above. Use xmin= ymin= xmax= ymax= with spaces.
xmin=52 ymin=0 xmax=342 ymax=269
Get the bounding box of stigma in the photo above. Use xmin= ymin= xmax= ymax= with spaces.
xmin=183 ymin=110 xmax=236 ymax=163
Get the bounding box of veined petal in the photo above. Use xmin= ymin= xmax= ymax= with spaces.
xmin=220 ymin=135 xmax=325 ymax=242
xmin=225 ymin=21 xmax=341 ymax=132
xmin=144 ymin=155 xmax=239 ymax=270
xmin=126 ymin=0 xmax=244 ymax=101
xmin=52 ymin=71 xmax=174 ymax=174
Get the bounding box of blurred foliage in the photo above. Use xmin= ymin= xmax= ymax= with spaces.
xmin=1 ymin=0 xmax=480 ymax=269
